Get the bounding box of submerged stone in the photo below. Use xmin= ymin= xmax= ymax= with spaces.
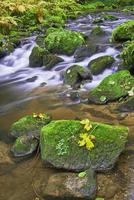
xmin=10 ymin=113 xmax=51 ymax=138
xmin=40 ymin=120 xmax=128 ymax=172
xmin=11 ymin=135 xmax=38 ymax=157
xmin=112 ymin=20 xmax=134 ymax=42
xmin=42 ymin=168 xmax=96 ymax=200
xmin=88 ymin=70 xmax=134 ymax=104
xmin=0 ymin=141 xmax=14 ymax=174
xmin=64 ymin=65 xmax=92 ymax=88
xmin=44 ymin=29 xmax=85 ymax=55
xmin=88 ymin=55 xmax=115 ymax=75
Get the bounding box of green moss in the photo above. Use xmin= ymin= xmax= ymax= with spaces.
xmin=120 ymin=40 xmax=134 ymax=71
xmin=10 ymin=113 xmax=51 ymax=138
xmin=44 ymin=29 xmax=85 ymax=55
xmin=88 ymin=55 xmax=115 ymax=75
xmin=43 ymin=54 xmax=63 ymax=70
xmin=102 ymin=14 xmax=118 ymax=21
xmin=64 ymin=65 xmax=92 ymax=88
xmin=40 ymin=120 xmax=128 ymax=171
xmin=11 ymin=135 xmax=38 ymax=157
xmin=112 ymin=20 xmax=134 ymax=42
xmin=88 ymin=70 xmax=134 ymax=104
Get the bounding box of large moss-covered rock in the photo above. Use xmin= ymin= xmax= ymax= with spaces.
xmin=40 ymin=120 xmax=128 ymax=172
xmin=44 ymin=29 xmax=85 ymax=55
xmin=88 ymin=70 xmax=134 ymax=104
xmin=11 ymin=135 xmax=38 ymax=157
xmin=120 ymin=41 xmax=134 ymax=72
xmin=112 ymin=20 xmax=134 ymax=42
xmin=10 ymin=113 xmax=51 ymax=138
xmin=42 ymin=168 xmax=96 ymax=200
xmin=64 ymin=65 xmax=92 ymax=88
xmin=117 ymin=0 xmax=134 ymax=6
xmin=43 ymin=54 xmax=63 ymax=70
xmin=88 ymin=55 xmax=115 ymax=75
xmin=29 ymin=46 xmax=47 ymax=67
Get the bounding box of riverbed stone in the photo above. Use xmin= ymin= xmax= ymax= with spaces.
xmin=88 ymin=55 xmax=115 ymax=75
xmin=112 ymin=20 xmax=134 ymax=42
xmin=44 ymin=29 xmax=85 ymax=55
xmin=64 ymin=65 xmax=92 ymax=88
xmin=40 ymin=120 xmax=128 ymax=172
xmin=11 ymin=135 xmax=38 ymax=157
xmin=0 ymin=141 xmax=14 ymax=173
xmin=10 ymin=113 xmax=51 ymax=138
xmin=88 ymin=70 xmax=134 ymax=104
xmin=29 ymin=46 xmax=47 ymax=67
xmin=43 ymin=168 xmax=96 ymax=200
xmin=43 ymin=54 xmax=64 ymax=70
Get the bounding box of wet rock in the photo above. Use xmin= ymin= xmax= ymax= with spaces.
xmin=43 ymin=54 xmax=64 ymax=70
xmin=88 ymin=55 xmax=115 ymax=75
xmin=40 ymin=120 xmax=128 ymax=172
xmin=116 ymin=96 xmax=134 ymax=112
xmin=42 ymin=168 xmax=96 ymax=200
xmin=10 ymin=113 xmax=51 ymax=138
xmin=44 ymin=29 xmax=85 ymax=55
xmin=93 ymin=18 xmax=104 ymax=24
xmin=29 ymin=46 xmax=48 ymax=67
xmin=74 ymin=44 xmax=97 ymax=62
xmin=0 ymin=141 xmax=14 ymax=173
xmin=117 ymin=113 xmax=128 ymax=120
xmin=26 ymin=76 xmax=38 ymax=82
xmin=11 ymin=135 xmax=38 ymax=157
xmin=112 ymin=20 xmax=134 ymax=42
xmin=88 ymin=70 xmax=134 ymax=104
xmin=64 ymin=65 xmax=92 ymax=88
xmin=90 ymin=26 xmax=105 ymax=36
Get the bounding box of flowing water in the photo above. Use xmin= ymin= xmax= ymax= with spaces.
xmin=0 ymin=12 xmax=134 ymax=200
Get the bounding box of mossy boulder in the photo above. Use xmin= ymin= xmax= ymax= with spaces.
xmin=116 ymin=96 xmax=134 ymax=112
xmin=88 ymin=70 xmax=134 ymax=104
xmin=43 ymin=54 xmax=64 ymax=70
xmin=10 ymin=113 xmax=51 ymax=138
xmin=11 ymin=135 xmax=38 ymax=157
xmin=44 ymin=29 xmax=85 ymax=55
xmin=64 ymin=65 xmax=92 ymax=88
xmin=102 ymin=14 xmax=118 ymax=21
xmin=120 ymin=41 xmax=134 ymax=72
xmin=29 ymin=46 xmax=48 ymax=67
xmin=93 ymin=18 xmax=104 ymax=24
xmin=112 ymin=20 xmax=134 ymax=42
xmin=43 ymin=168 xmax=96 ymax=200
xmin=88 ymin=56 xmax=115 ymax=75
xmin=40 ymin=120 xmax=128 ymax=172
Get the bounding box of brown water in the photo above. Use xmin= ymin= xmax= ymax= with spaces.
xmin=0 ymin=12 xmax=134 ymax=200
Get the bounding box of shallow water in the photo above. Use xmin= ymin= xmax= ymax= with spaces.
xmin=0 ymin=12 xmax=134 ymax=200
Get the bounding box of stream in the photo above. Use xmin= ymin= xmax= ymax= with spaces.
xmin=0 ymin=12 xmax=134 ymax=200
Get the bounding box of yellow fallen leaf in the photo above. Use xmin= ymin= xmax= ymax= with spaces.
xmin=86 ymin=138 xmax=94 ymax=150
xmin=78 ymin=139 xmax=86 ymax=147
xmin=33 ymin=113 xmax=37 ymax=118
